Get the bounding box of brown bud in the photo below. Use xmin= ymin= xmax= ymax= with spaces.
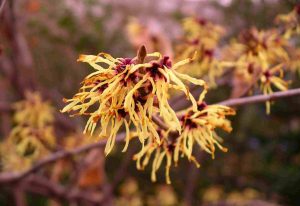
xmin=137 ymin=45 xmax=147 ymax=63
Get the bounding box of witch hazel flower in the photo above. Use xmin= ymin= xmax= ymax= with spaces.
xmin=61 ymin=46 xmax=207 ymax=155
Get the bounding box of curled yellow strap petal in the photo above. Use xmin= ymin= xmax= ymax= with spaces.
xmin=78 ymin=54 xmax=116 ymax=66
xmin=173 ymin=70 xmax=206 ymax=86
xmin=165 ymin=153 xmax=172 ymax=184
xmin=122 ymin=120 xmax=131 ymax=152
xmin=172 ymin=58 xmax=192 ymax=70
xmin=147 ymin=52 xmax=162 ymax=58
xmin=151 ymin=149 xmax=160 ymax=182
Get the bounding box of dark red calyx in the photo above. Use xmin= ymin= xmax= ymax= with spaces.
xmin=263 ymin=70 xmax=271 ymax=79
xmin=115 ymin=58 xmax=133 ymax=73
xmin=98 ymin=83 xmax=108 ymax=93
xmin=196 ymin=17 xmax=207 ymax=26
xmin=117 ymin=108 xmax=127 ymax=118
xmin=197 ymin=101 xmax=207 ymax=111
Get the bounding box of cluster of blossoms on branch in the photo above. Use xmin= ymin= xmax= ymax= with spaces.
xmin=224 ymin=6 xmax=300 ymax=113
xmin=2 ymin=5 xmax=299 ymax=186
xmin=134 ymin=101 xmax=235 ymax=184
xmin=174 ymin=6 xmax=300 ymax=114
xmin=61 ymin=6 xmax=300 ymax=183
xmin=0 ymin=92 xmax=56 ymax=171
xmin=61 ymin=46 xmax=235 ymax=183
xmin=225 ymin=27 xmax=290 ymax=114
xmin=175 ymin=17 xmax=227 ymax=86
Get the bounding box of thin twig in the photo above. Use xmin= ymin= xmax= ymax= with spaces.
xmin=13 ymin=185 xmax=26 ymax=206
xmin=183 ymin=151 xmax=202 ymax=206
xmin=0 ymin=0 xmax=6 ymax=15
xmin=218 ymin=88 xmax=300 ymax=107
xmin=152 ymin=115 xmax=169 ymax=130
xmin=24 ymin=175 xmax=103 ymax=204
xmin=100 ymin=146 xmax=137 ymax=204
xmin=0 ymin=102 xmax=13 ymax=113
xmin=1 ymin=89 xmax=300 ymax=184
xmin=176 ymin=88 xmax=300 ymax=117
xmin=0 ymin=133 xmax=125 ymax=184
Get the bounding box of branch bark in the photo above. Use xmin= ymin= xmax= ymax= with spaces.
xmin=24 ymin=175 xmax=104 ymax=205
xmin=1 ymin=88 xmax=300 ymax=184
xmin=2 ymin=0 xmax=37 ymax=96
xmin=0 ymin=0 xmax=6 ymax=15
xmin=218 ymin=88 xmax=300 ymax=107
xmin=0 ymin=133 xmax=125 ymax=184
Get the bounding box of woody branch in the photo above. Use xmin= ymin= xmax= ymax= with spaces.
xmin=0 ymin=88 xmax=300 ymax=184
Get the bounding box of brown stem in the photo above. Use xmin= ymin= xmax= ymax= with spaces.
xmin=0 ymin=102 xmax=13 ymax=112
xmin=1 ymin=89 xmax=300 ymax=184
xmin=100 ymin=146 xmax=137 ymax=204
xmin=13 ymin=185 xmax=26 ymax=206
xmin=23 ymin=175 xmax=103 ymax=204
xmin=183 ymin=158 xmax=200 ymax=206
xmin=0 ymin=0 xmax=6 ymax=15
xmin=218 ymin=88 xmax=300 ymax=107
xmin=2 ymin=0 xmax=37 ymax=96
xmin=152 ymin=115 xmax=169 ymax=130
xmin=0 ymin=132 xmax=125 ymax=184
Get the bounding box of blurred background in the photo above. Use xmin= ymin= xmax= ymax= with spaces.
xmin=1 ymin=0 xmax=300 ymax=205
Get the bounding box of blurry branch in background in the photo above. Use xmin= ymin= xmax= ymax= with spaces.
xmin=0 ymin=101 xmax=12 ymax=113
xmin=0 ymin=0 xmax=6 ymax=15
xmin=1 ymin=0 xmax=37 ymax=97
xmin=100 ymin=147 xmax=137 ymax=204
xmin=183 ymin=151 xmax=202 ymax=206
xmin=0 ymin=133 xmax=125 ymax=184
xmin=1 ymin=88 xmax=300 ymax=184
xmin=174 ymin=88 xmax=300 ymax=116
xmin=24 ymin=175 xmax=104 ymax=204
xmin=12 ymin=186 xmax=25 ymax=206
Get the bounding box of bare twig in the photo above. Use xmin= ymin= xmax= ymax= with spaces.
xmin=0 ymin=133 xmax=125 ymax=184
xmin=152 ymin=115 xmax=169 ymax=130
xmin=218 ymin=88 xmax=300 ymax=107
xmin=111 ymin=146 xmax=137 ymax=188
xmin=0 ymin=101 xmax=13 ymax=112
xmin=183 ymin=152 xmax=202 ymax=206
xmin=13 ymin=185 xmax=26 ymax=206
xmin=100 ymin=146 xmax=137 ymax=204
xmin=2 ymin=0 xmax=37 ymax=96
xmin=24 ymin=175 xmax=104 ymax=204
xmin=1 ymin=89 xmax=300 ymax=184
xmin=0 ymin=0 xmax=6 ymax=15
xmin=176 ymin=88 xmax=300 ymax=118
xmin=0 ymin=87 xmax=12 ymax=136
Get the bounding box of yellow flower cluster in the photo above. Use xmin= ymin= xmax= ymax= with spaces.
xmin=226 ymin=28 xmax=289 ymax=63
xmin=61 ymin=47 xmax=236 ymax=183
xmin=134 ymin=99 xmax=235 ymax=184
xmin=1 ymin=91 xmax=56 ymax=171
xmin=225 ymin=27 xmax=290 ymax=113
xmin=275 ymin=5 xmax=300 ymax=38
xmin=182 ymin=17 xmax=225 ymax=46
xmin=62 ymin=47 xmax=207 ymax=155
xmin=175 ymin=17 xmax=226 ymax=86
xmin=275 ymin=5 xmax=300 ymax=74
xmin=177 ymin=101 xmax=235 ymax=160
xmin=288 ymin=47 xmax=300 ymax=73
